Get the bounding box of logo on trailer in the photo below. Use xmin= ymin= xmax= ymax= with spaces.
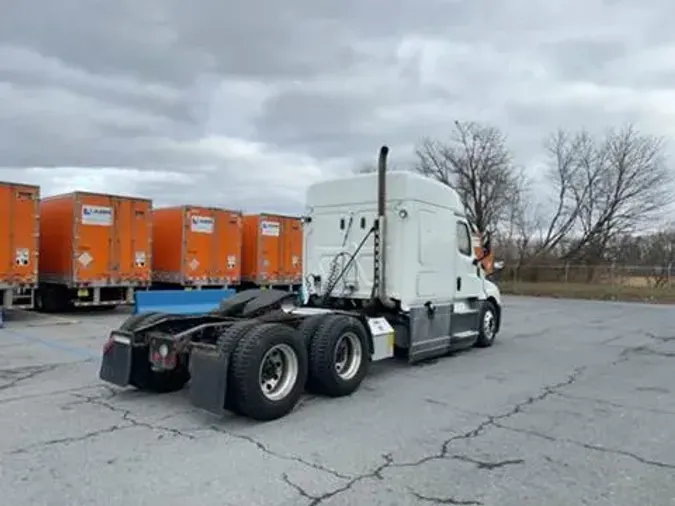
xmin=81 ymin=205 xmax=113 ymax=226
xmin=260 ymin=220 xmax=280 ymax=237
xmin=190 ymin=215 xmax=214 ymax=234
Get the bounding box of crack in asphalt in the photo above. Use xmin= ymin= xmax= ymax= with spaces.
xmin=0 ymin=364 xmax=61 ymax=392
xmin=552 ymin=392 xmax=675 ymax=416
xmin=5 ymin=389 xmax=200 ymax=456
xmin=209 ymin=426 xmax=353 ymax=481
xmin=611 ymin=344 xmax=673 ymax=366
xmin=7 ymin=333 xmax=671 ymax=503
xmin=0 ymin=383 xmax=103 ymax=405
xmin=276 ymin=367 xmax=586 ymax=505
xmin=599 ymin=334 xmax=627 ymax=345
xmin=410 ymin=490 xmax=483 ymax=505
xmin=70 ymin=391 xmax=198 ymax=440
xmin=445 ymin=455 xmax=525 ymax=470
xmin=393 ymin=367 xmax=586 ymax=470
xmin=494 ymin=424 xmax=675 ymax=470
xmin=9 ymin=425 xmax=131 ymax=455
xmin=620 ymin=345 xmax=675 ymax=359
xmin=646 ymin=332 xmax=675 ymax=343
xmin=280 ymin=454 xmax=395 ymax=506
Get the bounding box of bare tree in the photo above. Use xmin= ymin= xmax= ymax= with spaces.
xmin=413 ymin=120 xmax=524 ymax=234
xmin=523 ymin=129 xmax=592 ymax=260
xmin=607 ymin=226 xmax=675 ymax=287
xmin=552 ymin=124 xmax=672 ymax=263
xmin=503 ymin=176 xmax=541 ymax=263
xmin=637 ymin=225 xmax=675 ymax=287
xmin=493 ymin=123 xmax=673 ymax=272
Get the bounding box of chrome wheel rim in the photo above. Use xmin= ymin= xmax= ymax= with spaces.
xmin=483 ymin=309 xmax=496 ymax=340
xmin=334 ymin=332 xmax=363 ymax=380
xmin=258 ymin=344 xmax=299 ymax=401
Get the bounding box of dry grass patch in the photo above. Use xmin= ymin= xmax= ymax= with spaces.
xmin=499 ymin=281 xmax=675 ymax=304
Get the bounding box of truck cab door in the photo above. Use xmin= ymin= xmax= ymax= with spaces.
xmin=454 ymin=219 xmax=484 ymax=305
xmin=448 ymin=218 xmax=485 ymax=346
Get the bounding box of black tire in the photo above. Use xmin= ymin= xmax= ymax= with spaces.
xmin=35 ymin=286 xmax=70 ymax=313
xmin=34 ymin=289 xmax=53 ymax=313
xmin=308 ymin=314 xmax=370 ymax=397
xmin=297 ymin=314 xmax=333 ymax=350
xmin=215 ymin=320 xmax=260 ymax=412
xmin=127 ymin=312 xmax=189 ymax=393
xmin=229 ymin=323 xmax=308 ymax=421
xmin=475 ymin=300 xmax=498 ymax=348
xmin=297 ymin=314 xmax=334 ymax=391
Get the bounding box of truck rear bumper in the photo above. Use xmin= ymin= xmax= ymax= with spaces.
xmin=99 ymin=332 xmax=134 ymax=386
xmin=188 ymin=343 xmax=229 ymax=416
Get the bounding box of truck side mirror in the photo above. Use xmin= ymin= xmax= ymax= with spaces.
xmin=482 ymin=231 xmax=492 ymax=253
xmin=473 ymin=231 xmax=493 ymax=267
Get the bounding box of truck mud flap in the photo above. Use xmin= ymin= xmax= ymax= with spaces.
xmin=188 ymin=344 xmax=229 ymax=416
xmin=99 ymin=332 xmax=134 ymax=387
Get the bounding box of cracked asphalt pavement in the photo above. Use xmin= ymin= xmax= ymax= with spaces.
xmin=1 ymin=296 xmax=674 ymax=506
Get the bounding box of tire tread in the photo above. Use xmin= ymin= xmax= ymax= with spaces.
xmin=308 ymin=314 xmax=370 ymax=397
xmin=229 ymin=323 xmax=307 ymax=421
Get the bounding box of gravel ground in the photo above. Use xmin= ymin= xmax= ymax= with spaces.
xmin=1 ymin=296 xmax=674 ymax=506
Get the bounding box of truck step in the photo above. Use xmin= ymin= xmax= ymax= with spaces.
xmin=452 ymin=330 xmax=479 ymax=340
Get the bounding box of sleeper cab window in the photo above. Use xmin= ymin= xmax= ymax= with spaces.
xmin=456 ymin=221 xmax=472 ymax=256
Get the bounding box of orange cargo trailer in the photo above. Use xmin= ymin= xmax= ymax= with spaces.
xmin=37 ymin=191 xmax=152 ymax=311
xmin=0 ymin=181 xmax=40 ymax=309
xmin=241 ymin=213 xmax=303 ymax=286
xmin=152 ymin=205 xmax=242 ymax=287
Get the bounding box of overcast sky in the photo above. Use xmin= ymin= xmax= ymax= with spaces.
xmin=1 ymin=0 xmax=672 ymax=215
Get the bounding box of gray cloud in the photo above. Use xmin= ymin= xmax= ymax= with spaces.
xmin=1 ymin=0 xmax=674 ymax=213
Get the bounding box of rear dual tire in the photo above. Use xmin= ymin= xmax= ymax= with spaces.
xmin=225 ymin=323 xmax=308 ymax=421
xmin=302 ymin=314 xmax=370 ymax=397
xmin=217 ymin=314 xmax=370 ymax=421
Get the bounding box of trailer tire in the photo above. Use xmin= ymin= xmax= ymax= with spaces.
xmin=127 ymin=312 xmax=189 ymax=393
xmin=474 ymin=300 xmax=498 ymax=348
xmin=308 ymin=315 xmax=370 ymax=397
xmin=215 ymin=320 xmax=260 ymax=412
xmin=35 ymin=286 xmax=70 ymax=313
xmin=229 ymin=323 xmax=308 ymax=421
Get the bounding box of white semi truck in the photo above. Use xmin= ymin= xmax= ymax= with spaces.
xmin=98 ymin=146 xmax=503 ymax=421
